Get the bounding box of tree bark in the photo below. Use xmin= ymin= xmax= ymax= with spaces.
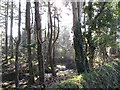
xmin=53 ymin=8 xmax=56 ymax=67
xmin=86 ymin=2 xmax=95 ymax=70
xmin=15 ymin=0 xmax=21 ymax=87
xmin=5 ymin=1 xmax=9 ymax=62
xmin=72 ymin=2 xmax=90 ymax=74
xmin=34 ymin=0 xmax=45 ymax=84
xmin=9 ymin=0 xmax=14 ymax=58
xmin=47 ymin=2 xmax=57 ymax=77
xmin=117 ymin=1 xmax=120 ymax=55
xmin=26 ymin=1 xmax=34 ymax=84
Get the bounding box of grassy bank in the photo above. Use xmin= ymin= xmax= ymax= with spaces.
xmin=52 ymin=60 xmax=120 ymax=88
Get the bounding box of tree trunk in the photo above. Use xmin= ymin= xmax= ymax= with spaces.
xmin=35 ymin=0 xmax=45 ymax=84
xmin=117 ymin=1 xmax=120 ymax=55
xmin=109 ymin=29 xmax=117 ymax=55
xmin=9 ymin=0 xmax=14 ymax=58
xmin=15 ymin=0 xmax=21 ymax=87
xmin=53 ymin=8 xmax=56 ymax=67
xmin=48 ymin=2 xmax=56 ymax=77
xmin=72 ymin=2 xmax=90 ymax=74
xmin=86 ymin=30 xmax=95 ymax=70
xmin=86 ymin=2 xmax=95 ymax=70
xmin=5 ymin=1 xmax=9 ymax=62
xmin=26 ymin=2 xmax=34 ymax=84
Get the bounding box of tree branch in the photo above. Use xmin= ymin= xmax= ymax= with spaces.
xmin=94 ymin=2 xmax=107 ymax=20
xmin=51 ymin=14 xmax=60 ymax=49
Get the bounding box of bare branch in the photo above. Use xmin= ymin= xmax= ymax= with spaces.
xmin=51 ymin=14 xmax=60 ymax=49
xmin=94 ymin=2 xmax=107 ymax=20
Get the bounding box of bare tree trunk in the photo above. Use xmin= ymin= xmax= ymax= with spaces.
xmin=83 ymin=3 xmax=88 ymax=53
xmin=53 ymin=7 xmax=56 ymax=67
xmin=43 ymin=27 xmax=47 ymax=67
xmin=5 ymin=1 xmax=9 ymax=62
xmin=48 ymin=2 xmax=56 ymax=77
xmin=34 ymin=0 xmax=45 ymax=84
xmin=15 ymin=0 xmax=21 ymax=87
xmin=26 ymin=1 xmax=34 ymax=84
xmin=45 ymin=19 xmax=50 ymax=73
xmin=9 ymin=0 xmax=14 ymax=58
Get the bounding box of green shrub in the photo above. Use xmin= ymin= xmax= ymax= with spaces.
xmin=52 ymin=60 xmax=120 ymax=88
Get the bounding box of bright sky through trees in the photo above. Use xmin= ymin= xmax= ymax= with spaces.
xmin=2 ymin=0 xmax=73 ymax=38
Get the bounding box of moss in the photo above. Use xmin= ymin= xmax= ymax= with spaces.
xmin=56 ymin=81 xmax=79 ymax=88
xmin=52 ymin=60 xmax=120 ymax=88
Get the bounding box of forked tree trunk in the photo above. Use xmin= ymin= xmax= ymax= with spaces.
xmin=35 ymin=0 xmax=45 ymax=84
xmin=47 ymin=2 xmax=56 ymax=77
xmin=15 ymin=0 xmax=21 ymax=87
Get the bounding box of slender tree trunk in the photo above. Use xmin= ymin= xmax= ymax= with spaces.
xmin=117 ymin=1 xmax=120 ymax=55
xmin=43 ymin=27 xmax=47 ymax=67
xmin=26 ymin=1 xmax=34 ymax=84
xmin=86 ymin=2 xmax=95 ymax=70
xmin=45 ymin=18 xmax=50 ymax=72
xmin=72 ymin=2 xmax=90 ymax=74
xmin=15 ymin=0 xmax=21 ymax=87
xmin=21 ymin=30 xmax=27 ymax=54
xmin=48 ymin=2 xmax=56 ymax=77
xmin=35 ymin=0 xmax=45 ymax=84
xmin=86 ymin=30 xmax=95 ymax=70
xmin=10 ymin=0 xmax=13 ymax=58
xmin=53 ymin=8 xmax=56 ymax=67
xmin=83 ymin=3 xmax=88 ymax=53
xmin=5 ymin=1 xmax=9 ymax=62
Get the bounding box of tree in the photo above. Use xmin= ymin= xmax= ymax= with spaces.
xmin=83 ymin=2 xmax=107 ymax=69
xmin=109 ymin=1 xmax=120 ymax=55
xmin=72 ymin=2 xmax=90 ymax=74
xmin=117 ymin=1 xmax=120 ymax=55
xmin=26 ymin=1 xmax=34 ymax=84
xmin=47 ymin=2 xmax=56 ymax=76
xmin=15 ymin=0 xmax=21 ymax=87
xmin=34 ymin=0 xmax=45 ymax=84
xmin=5 ymin=0 xmax=9 ymax=62
xmin=86 ymin=2 xmax=95 ymax=70
xmin=82 ymin=2 xmax=119 ymax=67
xmin=47 ymin=2 xmax=60 ymax=76
xmin=53 ymin=7 xmax=56 ymax=67
xmin=9 ymin=0 xmax=14 ymax=58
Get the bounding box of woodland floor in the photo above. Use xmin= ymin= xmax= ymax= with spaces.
xmin=1 ymin=57 xmax=76 ymax=89
xmin=1 ymin=55 xmax=120 ymax=89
